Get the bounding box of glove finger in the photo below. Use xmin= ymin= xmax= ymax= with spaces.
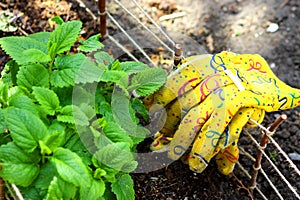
xmin=246 ymin=108 xmax=265 ymax=127
xmin=215 ymin=141 xmax=239 ymax=175
xmin=158 ymin=71 xmax=234 ymax=135
xmin=224 ymin=52 xmax=300 ymax=110
xmin=166 ymin=92 xmax=215 ymax=160
xmin=149 ymin=68 xmax=237 ymax=152
xmin=216 ymin=107 xmax=265 ymax=174
xmin=160 ymin=100 xmax=182 ymax=136
xmin=215 ymin=107 xmax=261 ymax=174
xmin=155 ymin=76 xmax=236 ymax=159
xmin=154 ymin=100 xmax=182 ymax=137
xmin=150 ymin=132 xmax=173 ymax=152
xmin=217 ymin=107 xmax=265 ymax=148
xmin=167 ymin=81 xmax=238 ymax=161
xmin=166 ymin=83 xmax=239 ymax=163
xmin=189 ymin=106 xmax=264 ymax=173
xmin=149 ymin=67 xmax=236 ymax=151
xmin=143 ymin=54 xmax=213 ymax=110
xmin=187 ymin=84 xmax=244 ymax=173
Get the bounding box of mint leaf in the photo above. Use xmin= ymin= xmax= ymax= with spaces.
xmin=116 ymin=74 xmax=129 ymax=91
xmin=51 ymin=16 xmax=64 ymax=25
xmin=74 ymin=58 xmax=106 ymax=84
xmin=0 ymin=142 xmax=40 ymax=187
xmin=0 ymin=79 xmax=8 ymax=104
xmin=93 ymin=168 xmax=107 ymax=179
xmin=0 ymin=142 xmax=40 ymax=163
xmin=94 ymin=51 xmax=114 ymax=66
xmin=0 ymin=109 xmax=6 ymax=133
xmin=78 ymin=103 xmax=96 ymax=120
xmin=111 ymin=90 xmax=135 ymax=130
xmin=51 ymin=147 xmax=91 ymax=187
xmin=45 ymin=121 xmax=66 ymax=151
xmin=63 ymin=131 xmax=93 ymax=166
xmin=46 ymin=176 xmax=77 ymax=200
xmin=111 ymin=90 xmax=149 ymax=139
xmin=47 ymin=20 xmax=82 ymax=57
xmin=39 ymin=140 xmax=52 ymax=155
xmin=95 ymin=93 xmax=113 ymax=120
xmin=28 ymin=32 xmax=51 ymax=44
xmin=20 ymin=187 xmax=43 ymax=200
xmin=131 ymin=98 xmax=149 ymax=122
xmin=1 ymin=162 xmax=40 ymax=187
xmin=57 ymin=106 xmax=75 ymax=124
xmin=32 ymin=86 xmax=60 ymax=116
xmin=20 ymin=48 xmax=51 ymax=64
xmin=9 ymin=94 xmax=39 ymax=116
xmin=79 ymin=34 xmax=104 ymax=52
xmin=93 ymin=142 xmax=137 ymax=172
xmin=100 ymin=71 xmax=127 ymax=83
xmin=4 ymin=60 xmax=19 ymax=86
xmin=17 ymin=63 xmax=49 ymax=91
xmin=53 ymin=86 xmax=73 ymax=106
xmin=34 ymin=162 xmax=56 ymax=190
xmin=6 ymin=107 xmax=47 ymax=152
xmin=111 ymin=174 xmax=135 ymax=200
xmin=120 ymin=61 xmax=149 ymax=73
xmin=92 ymin=127 xmax=111 ymax=149
xmin=110 ymin=60 xmax=121 ymax=70
xmin=0 ymin=36 xmax=48 ymax=65
xmin=102 ymin=122 xmax=133 ymax=146
xmin=40 ymin=130 xmax=65 ymax=154
xmin=1 ymin=69 xmax=13 ymax=87
xmin=129 ymin=68 xmax=166 ymax=96
xmin=50 ymin=53 xmax=86 ymax=87
xmin=80 ymin=178 xmax=105 ymax=200
xmin=57 ymin=105 xmax=89 ymax=126
xmin=101 ymin=166 xmax=119 ymax=183
xmin=71 ymin=85 xmax=95 ymax=105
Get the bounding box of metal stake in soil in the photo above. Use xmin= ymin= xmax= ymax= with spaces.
xmin=98 ymin=0 xmax=107 ymax=41
xmin=249 ymin=114 xmax=287 ymax=190
xmin=174 ymin=44 xmax=183 ymax=66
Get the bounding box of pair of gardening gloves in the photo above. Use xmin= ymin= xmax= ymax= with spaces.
xmin=144 ymin=51 xmax=300 ymax=175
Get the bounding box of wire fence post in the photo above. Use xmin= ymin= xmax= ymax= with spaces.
xmin=249 ymin=114 xmax=287 ymax=190
xmin=173 ymin=44 xmax=183 ymax=67
xmin=98 ymin=0 xmax=107 ymax=41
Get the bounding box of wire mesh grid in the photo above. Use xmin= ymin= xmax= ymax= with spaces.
xmin=80 ymin=0 xmax=300 ymax=199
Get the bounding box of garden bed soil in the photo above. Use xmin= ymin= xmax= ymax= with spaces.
xmin=1 ymin=0 xmax=300 ymax=199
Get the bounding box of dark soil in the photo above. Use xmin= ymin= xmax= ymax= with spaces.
xmin=1 ymin=0 xmax=300 ymax=199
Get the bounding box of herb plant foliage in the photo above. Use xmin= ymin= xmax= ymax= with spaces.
xmin=0 ymin=18 xmax=166 ymax=200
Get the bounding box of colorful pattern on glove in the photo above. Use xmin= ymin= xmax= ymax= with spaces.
xmin=144 ymin=51 xmax=300 ymax=174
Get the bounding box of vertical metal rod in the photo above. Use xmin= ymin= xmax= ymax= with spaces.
xmin=173 ymin=44 xmax=182 ymax=66
xmin=249 ymin=114 xmax=287 ymax=190
xmin=98 ymin=0 xmax=107 ymax=41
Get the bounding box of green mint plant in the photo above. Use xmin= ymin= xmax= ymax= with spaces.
xmin=0 ymin=17 xmax=166 ymax=200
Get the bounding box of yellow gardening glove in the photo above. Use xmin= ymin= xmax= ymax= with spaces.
xmin=144 ymin=51 xmax=300 ymax=175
